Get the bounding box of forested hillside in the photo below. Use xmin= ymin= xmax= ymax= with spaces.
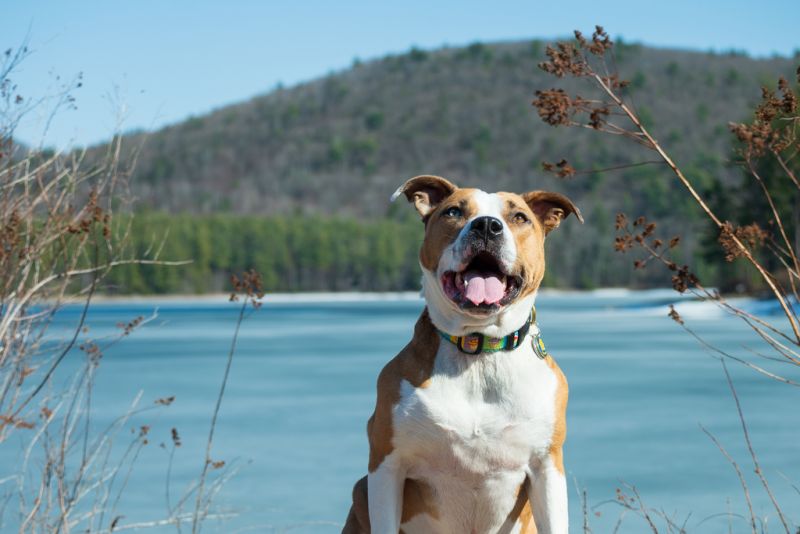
xmin=91 ymin=39 xmax=797 ymax=292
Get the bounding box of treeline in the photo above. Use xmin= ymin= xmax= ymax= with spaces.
xmin=106 ymin=213 xmax=424 ymax=294
xmin=102 ymin=208 xmax=715 ymax=294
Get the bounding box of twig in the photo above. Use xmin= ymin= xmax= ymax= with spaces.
xmin=699 ymin=424 xmax=757 ymax=534
xmin=191 ymin=298 xmax=248 ymax=533
xmin=721 ymin=360 xmax=790 ymax=533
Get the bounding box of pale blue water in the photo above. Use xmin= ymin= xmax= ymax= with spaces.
xmin=2 ymin=291 xmax=799 ymax=533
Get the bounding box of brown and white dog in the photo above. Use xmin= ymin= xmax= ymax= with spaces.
xmin=343 ymin=175 xmax=582 ymax=534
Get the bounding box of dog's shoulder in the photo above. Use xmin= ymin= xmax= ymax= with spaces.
xmin=367 ymin=309 xmax=438 ymax=471
xmin=379 ymin=308 xmax=439 ymax=391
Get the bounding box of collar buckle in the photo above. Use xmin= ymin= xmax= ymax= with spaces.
xmin=458 ymin=333 xmax=484 ymax=355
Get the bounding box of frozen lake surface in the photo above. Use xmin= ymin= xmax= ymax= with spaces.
xmin=2 ymin=290 xmax=798 ymax=532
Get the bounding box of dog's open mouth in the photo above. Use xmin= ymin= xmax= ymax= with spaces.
xmin=441 ymin=251 xmax=523 ymax=311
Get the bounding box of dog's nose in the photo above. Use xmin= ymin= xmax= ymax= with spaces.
xmin=470 ymin=216 xmax=504 ymax=240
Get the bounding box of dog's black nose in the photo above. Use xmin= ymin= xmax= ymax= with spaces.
xmin=470 ymin=216 xmax=504 ymax=240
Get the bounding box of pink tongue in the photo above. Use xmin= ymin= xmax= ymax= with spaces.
xmin=464 ymin=272 xmax=505 ymax=305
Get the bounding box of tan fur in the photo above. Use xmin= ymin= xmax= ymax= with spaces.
xmin=367 ymin=310 xmax=439 ymax=473
xmin=544 ymin=355 xmax=569 ymax=475
xmin=505 ymin=481 xmax=537 ymax=534
xmin=342 ymin=477 xmax=370 ymax=534
xmin=522 ymin=191 xmax=584 ymax=235
xmin=396 ymin=175 xmax=457 ymax=219
xmin=343 ymin=476 xmax=439 ymax=534
xmin=498 ymin=192 xmax=547 ymax=300
xmin=401 ymin=478 xmax=439 ymax=523
xmin=345 ymin=311 xmax=440 ymax=533
xmin=418 ymin=188 xmax=480 ymax=271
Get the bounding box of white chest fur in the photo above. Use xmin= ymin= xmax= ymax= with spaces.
xmin=391 ymin=336 xmax=558 ymax=531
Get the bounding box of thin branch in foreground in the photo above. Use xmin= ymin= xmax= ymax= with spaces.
xmin=10 ymin=245 xmax=99 ymax=421
xmin=191 ymin=271 xmax=264 ymax=533
xmin=535 ymin=28 xmax=800 ymax=344
xmin=699 ymin=424 xmax=757 ymax=534
xmin=721 ymin=360 xmax=790 ymax=534
xmin=542 ymin=158 xmax=666 ymax=179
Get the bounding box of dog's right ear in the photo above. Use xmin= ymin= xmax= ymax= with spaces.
xmin=391 ymin=175 xmax=457 ymax=219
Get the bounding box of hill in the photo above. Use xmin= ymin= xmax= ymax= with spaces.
xmin=95 ymin=39 xmax=798 ymax=292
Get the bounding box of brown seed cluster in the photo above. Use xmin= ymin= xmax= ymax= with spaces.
xmin=532 ymin=89 xmax=575 ymax=126
xmin=229 ymin=269 xmax=265 ymax=309
xmin=615 ymin=213 xmax=697 ymax=293
xmin=668 ymin=305 xmax=684 ymax=325
xmin=139 ymin=425 xmax=150 ymax=445
xmin=155 ymin=396 xmax=175 ymax=406
xmin=575 ymin=26 xmax=613 ymax=56
xmin=67 ymin=190 xmax=112 ymax=238
xmin=719 ymin=222 xmax=768 ymax=262
xmin=537 ymin=27 xmax=613 ymax=78
xmin=538 ymin=42 xmax=589 ymax=78
xmin=532 ymin=28 xmax=628 ymax=139
xmin=78 ymin=341 xmax=102 ymax=365
xmin=541 ymin=159 xmax=576 ymax=178
xmin=209 ymin=459 xmax=225 ymax=470
xmin=171 ymin=427 xmax=182 ymax=447
xmin=729 ymin=76 xmax=798 ymax=158
xmin=532 ymin=89 xmax=613 ymax=134
xmin=0 ymin=210 xmax=22 ymax=263
xmin=670 ymin=264 xmax=699 ymax=294
xmin=0 ymin=414 xmax=35 ymax=429
xmin=614 ymin=215 xmax=663 ymax=252
xmin=116 ymin=315 xmax=144 ymax=336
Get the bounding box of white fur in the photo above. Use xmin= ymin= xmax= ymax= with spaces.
xmin=389 ymin=185 xmax=405 ymax=203
xmin=367 ymin=451 xmax=405 ymax=532
xmin=530 ymin=454 xmax=569 ymax=534
xmin=400 ymin=513 xmax=447 ymax=533
xmin=384 ymin=339 xmax=566 ymax=533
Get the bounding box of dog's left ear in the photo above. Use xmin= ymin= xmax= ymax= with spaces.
xmin=391 ymin=175 xmax=458 ymax=219
xmin=522 ymin=191 xmax=583 ymax=234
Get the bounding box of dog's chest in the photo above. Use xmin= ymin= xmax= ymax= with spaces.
xmin=393 ymin=342 xmax=558 ymax=478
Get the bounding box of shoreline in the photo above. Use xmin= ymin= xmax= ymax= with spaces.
xmin=90 ymin=291 xmax=424 ymax=304
xmin=67 ymin=288 xmax=762 ymax=321
xmin=86 ymin=287 xmax=681 ymax=305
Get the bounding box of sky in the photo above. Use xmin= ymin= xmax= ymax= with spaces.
xmin=2 ymin=0 xmax=799 ymax=148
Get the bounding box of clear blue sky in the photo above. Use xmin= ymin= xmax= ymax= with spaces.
xmin=3 ymin=0 xmax=799 ymax=148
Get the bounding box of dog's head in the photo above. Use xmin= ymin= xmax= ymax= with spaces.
xmin=393 ymin=175 xmax=582 ymax=337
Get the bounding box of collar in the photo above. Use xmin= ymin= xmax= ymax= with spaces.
xmin=436 ymin=307 xmax=547 ymax=357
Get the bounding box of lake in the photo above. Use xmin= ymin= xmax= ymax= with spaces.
xmin=2 ymin=290 xmax=798 ymax=533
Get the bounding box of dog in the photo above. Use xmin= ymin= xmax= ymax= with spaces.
xmin=343 ymin=175 xmax=582 ymax=534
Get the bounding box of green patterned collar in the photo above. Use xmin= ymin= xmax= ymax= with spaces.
xmin=436 ymin=308 xmax=548 ymax=358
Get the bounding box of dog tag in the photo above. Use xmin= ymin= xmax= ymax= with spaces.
xmin=531 ymin=332 xmax=548 ymax=359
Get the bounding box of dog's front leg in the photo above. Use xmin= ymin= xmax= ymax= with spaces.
xmin=528 ymin=451 xmax=568 ymax=534
xmin=367 ymin=452 xmax=405 ymax=533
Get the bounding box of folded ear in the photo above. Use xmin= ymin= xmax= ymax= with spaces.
xmin=391 ymin=175 xmax=458 ymax=219
xmin=522 ymin=191 xmax=583 ymax=234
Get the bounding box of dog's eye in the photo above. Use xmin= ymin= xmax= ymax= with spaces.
xmin=513 ymin=212 xmax=530 ymax=224
xmin=443 ymin=206 xmax=462 ymax=218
